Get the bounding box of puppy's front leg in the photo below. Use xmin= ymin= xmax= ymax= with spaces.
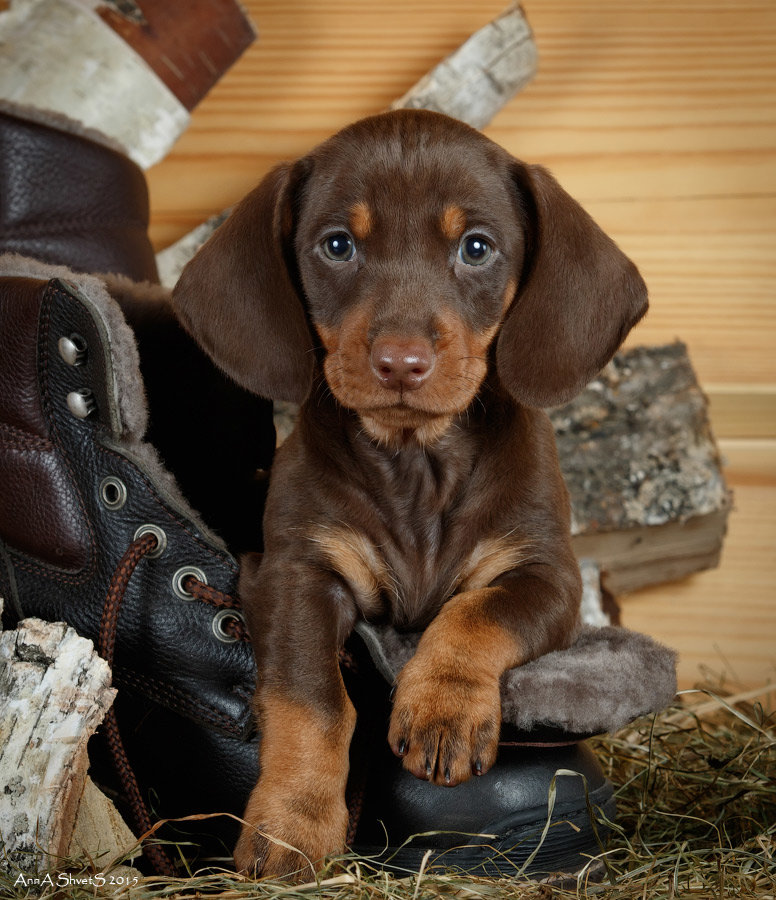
xmin=389 ymin=561 xmax=580 ymax=786
xmin=234 ymin=556 xmax=357 ymax=880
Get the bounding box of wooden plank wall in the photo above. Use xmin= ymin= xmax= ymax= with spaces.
xmin=146 ymin=0 xmax=776 ymax=694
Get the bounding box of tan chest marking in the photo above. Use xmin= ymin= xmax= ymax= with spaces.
xmin=312 ymin=526 xmax=532 ymax=616
xmin=310 ymin=525 xmax=393 ymax=613
xmin=457 ymin=535 xmax=534 ymax=592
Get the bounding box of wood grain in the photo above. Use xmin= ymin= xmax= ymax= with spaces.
xmin=145 ymin=0 xmax=776 ymax=690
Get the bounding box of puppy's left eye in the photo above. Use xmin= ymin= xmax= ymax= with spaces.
xmin=459 ymin=235 xmax=492 ymax=266
xmin=322 ymin=233 xmax=356 ymax=262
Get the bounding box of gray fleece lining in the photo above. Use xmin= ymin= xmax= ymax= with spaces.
xmin=356 ymin=621 xmax=678 ymax=735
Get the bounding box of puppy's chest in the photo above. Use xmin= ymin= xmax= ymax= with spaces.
xmin=308 ymin=453 xmax=528 ymax=628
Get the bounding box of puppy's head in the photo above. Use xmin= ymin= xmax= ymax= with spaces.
xmin=173 ymin=110 xmax=647 ymax=443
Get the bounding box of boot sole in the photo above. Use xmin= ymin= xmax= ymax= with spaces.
xmin=354 ymin=776 xmax=615 ymax=878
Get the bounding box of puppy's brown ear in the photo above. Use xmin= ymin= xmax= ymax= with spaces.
xmin=172 ymin=162 xmax=314 ymax=403
xmin=496 ymin=164 xmax=648 ymax=408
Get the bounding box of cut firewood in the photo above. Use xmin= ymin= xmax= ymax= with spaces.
xmin=579 ymin=559 xmax=618 ymax=627
xmin=66 ymin=777 xmax=139 ymax=872
xmin=0 ymin=618 xmax=128 ymax=872
xmin=552 ymin=343 xmax=731 ymax=594
xmin=0 ymin=0 xmax=255 ymax=168
xmin=390 ymin=3 xmax=538 ymax=128
xmin=156 ymin=211 xmax=231 ymax=291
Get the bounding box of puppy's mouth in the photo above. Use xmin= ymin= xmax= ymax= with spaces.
xmin=357 ymin=402 xmax=456 ymax=448
xmin=331 ymin=379 xmax=482 ymax=448
xmin=328 ymin=373 xmax=478 ymax=420
xmin=361 ymin=396 xmax=449 ymax=421
xmin=316 ymin=310 xmax=499 ymax=444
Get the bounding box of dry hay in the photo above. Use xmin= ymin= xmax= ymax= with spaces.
xmin=2 ymin=683 xmax=774 ymax=900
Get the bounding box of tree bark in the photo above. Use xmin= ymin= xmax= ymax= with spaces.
xmin=553 ymin=343 xmax=731 ymax=594
xmin=391 ymin=4 xmax=538 ymax=128
xmin=0 ymin=617 xmax=134 ymax=872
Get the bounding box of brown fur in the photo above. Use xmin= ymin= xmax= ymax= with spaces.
xmin=388 ymin=588 xmax=522 ymax=786
xmin=172 ymin=109 xmax=648 ymax=878
xmin=233 ymin=689 xmax=356 ymax=877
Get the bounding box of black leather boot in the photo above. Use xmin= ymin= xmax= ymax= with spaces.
xmin=356 ymin=741 xmax=615 ymax=879
xmin=343 ymin=632 xmax=616 ymax=881
xmin=0 ymin=256 xmax=272 ymax=867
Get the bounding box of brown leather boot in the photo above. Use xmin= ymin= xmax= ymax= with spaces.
xmin=0 ymin=110 xmax=158 ymax=282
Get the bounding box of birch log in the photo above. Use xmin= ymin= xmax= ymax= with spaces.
xmin=391 ymin=3 xmax=538 ymax=128
xmin=66 ymin=778 xmax=139 ymax=872
xmin=0 ymin=0 xmax=255 ymax=168
xmin=0 ymin=618 xmax=126 ymax=871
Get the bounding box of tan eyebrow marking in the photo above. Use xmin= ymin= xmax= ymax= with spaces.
xmin=440 ymin=205 xmax=467 ymax=241
xmin=502 ymin=278 xmax=517 ymax=316
xmin=349 ymin=201 xmax=373 ymax=240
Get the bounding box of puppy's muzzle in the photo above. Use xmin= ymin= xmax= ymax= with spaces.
xmin=370 ymin=336 xmax=436 ymax=393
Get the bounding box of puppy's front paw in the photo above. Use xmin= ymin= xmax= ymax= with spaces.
xmin=234 ymin=779 xmax=348 ymax=881
xmin=234 ymin=827 xmax=308 ymax=882
xmin=387 ymin=656 xmax=501 ymax=786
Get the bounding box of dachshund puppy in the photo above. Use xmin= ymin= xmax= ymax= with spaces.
xmin=172 ymin=109 xmax=647 ymax=878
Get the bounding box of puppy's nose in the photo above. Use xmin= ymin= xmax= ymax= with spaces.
xmin=371 ymin=337 xmax=435 ymax=392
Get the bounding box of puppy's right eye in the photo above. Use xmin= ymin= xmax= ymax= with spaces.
xmin=322 ymin=233 xmax=356 ymax=262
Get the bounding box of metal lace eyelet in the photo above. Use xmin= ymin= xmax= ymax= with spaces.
xmin=172 ymin=566 xmax=207 ymax=600
xmin=99 ymin=476 xmax=127 ymax=510
xmin=58 ymin=333 xmax=87 ymax=366
xmin=212 ymin=609 xmax=245 ymax=643
xmin=133 ymin=524 xmax=167 ymax=557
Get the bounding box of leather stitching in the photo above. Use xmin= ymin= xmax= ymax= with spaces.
xmin=0 ymin=421 xmax=54 ymax=450
xmin=114 ymin=666 xmax=254 ymax=739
